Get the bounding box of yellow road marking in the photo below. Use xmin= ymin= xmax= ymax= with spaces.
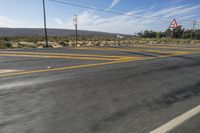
xmin=172 ymin=51 xmax=192 ymax=55
xmin=0 ymin=51 xmax=199 ymax=78
xmin=0 ymin=53 xmax=128 ymax=61
xmin=0 ymin=57 xmax=149 ymax=77
xmin=72 ymin=47 xmax=170 ymax=54
xmin=72 ymin=47 xmax=195 ymax=55
xmin=0 ymin=51 xmax=139 ymax=61
xmin=0 ymin=50 xmax=132 ymax=59
xmin=0 ymin=46 xmax=199 ymax=77
xmin=135 ymin=45 xmax=200 ymax=51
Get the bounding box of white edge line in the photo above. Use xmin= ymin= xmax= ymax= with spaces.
xmin=150 ymin=105 xmax=200 ymax=133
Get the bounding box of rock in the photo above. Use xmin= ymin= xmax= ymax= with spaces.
xmin=47 ymin=66 xmax=53 ymax=69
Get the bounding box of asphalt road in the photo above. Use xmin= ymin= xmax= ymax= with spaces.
xmin=0 ymin=45 xmax=200 ymax=133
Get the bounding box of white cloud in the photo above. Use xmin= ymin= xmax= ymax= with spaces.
xmin=54 ymin=18 xmax=66 ymax=28
xmin=0 ymin=16 xmax=15 ymax=27
xmin=54 ymin=10 xmax=149 ymax=34
xmin=53 ymin=4 xmax=200 ymax=34
xmin=162 ymin=5 xmax=200 ymax=18
xmin=149 ymin=4 xmax=158 ymax=10
xmin=107 ymin=0 xmax=121 ymax=10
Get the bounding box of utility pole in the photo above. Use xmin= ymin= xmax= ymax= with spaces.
xmin=43 ymin=0 xmax=48 ymax=47
xmin=73 ymin=15 xmax=78 ymax=46
xmin=191 ymin=20 xmax=197 ymax=40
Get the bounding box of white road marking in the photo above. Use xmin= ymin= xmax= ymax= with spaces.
xmin=150 ymin=105 xmax=200 ymax=133
xmin=0 ymin=69 xmax=22 ymax=74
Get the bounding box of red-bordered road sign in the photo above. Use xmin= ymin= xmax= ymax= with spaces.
xmin=169 ymin=19 xmax=179 ymax=29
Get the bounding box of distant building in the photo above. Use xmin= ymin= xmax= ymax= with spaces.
xmin=117 ymin=34 xmax=124 ymax=39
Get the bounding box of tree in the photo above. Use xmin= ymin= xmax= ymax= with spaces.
xmin=137 ymin=26 xmax=200 ymax=39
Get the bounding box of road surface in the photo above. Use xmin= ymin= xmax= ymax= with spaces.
xmin=0 ymin=45 xmax=200 ymax=133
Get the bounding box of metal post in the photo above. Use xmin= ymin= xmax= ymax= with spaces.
xmin=171 ymin=28 xmax=174 ymax=38
xmin=191 ymin=21 xmax=197 ymax=40
xmin=75 ymin=24 xmax=78 ymax=46
xmin=73 ymin=15 xmax=78 ymax=46
xmin=43 ymin=0 xmax=48 ymax=47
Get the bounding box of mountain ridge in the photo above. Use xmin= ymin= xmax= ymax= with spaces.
xmin=0 ymin=28 xmax=128 ymax=37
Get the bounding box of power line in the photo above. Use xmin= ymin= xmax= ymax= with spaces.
xmin=61 ymin=0 xmax=131 ymax=14
xmin=48 ymin=0 xmax=200 ymax=28
xmin=48 ymin=0 xmax=171 ymax=23
xmin=48 ymin=0 xmax=132 ymax=16
xmin=62 ymin=0 xmax=103 ymax=8
xmin=61 ymin=0 xmax=200 ymax=24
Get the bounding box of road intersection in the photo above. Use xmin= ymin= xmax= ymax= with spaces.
xmin=0 ymin=45 xmax=200 ymax=133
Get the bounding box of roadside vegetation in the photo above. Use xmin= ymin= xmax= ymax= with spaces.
xmin=137 ymin=26 xmax=200 ymax=39
xmin=0 ymin=27 xmax=200 ymax=49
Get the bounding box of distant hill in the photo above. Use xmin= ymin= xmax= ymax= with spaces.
xmin=0 ymin=28 xmax=127 ymax=37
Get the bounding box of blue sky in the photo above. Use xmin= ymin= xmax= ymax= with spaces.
xmin=0 ymin=0 xmax=200 ymax=34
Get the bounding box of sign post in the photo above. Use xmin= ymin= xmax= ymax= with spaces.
xmin=191 ymin=21 xmax=197 ymax=40
xmin=169 ymin=19 xmax=179 ymax=38
xmin=73 ymin=15 xmax=78 ymax=46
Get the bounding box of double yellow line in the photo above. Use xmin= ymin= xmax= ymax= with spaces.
xmin=0 ymin=47 xmax=199 ymax=77
xmin=71 ymin=47 xmax=196 ymax=55
xmin=0 ymin=57 xmax=146 ymax=77
xmin=0 ymin=50 xmax=144 ymax=77
xmin=0 ymin=51 xmax=138 ymax=61
xmin=134 ymin=45 xmax=200 ymax=51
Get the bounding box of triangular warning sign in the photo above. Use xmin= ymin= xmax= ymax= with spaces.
xmin=169 ymin=19 xmax=179 ymax=28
